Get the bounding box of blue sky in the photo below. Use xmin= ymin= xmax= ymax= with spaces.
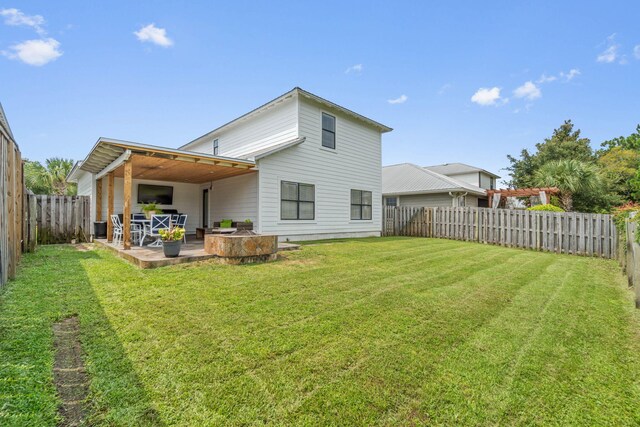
xmin=1 ymin=1 xmax=639 ymax=182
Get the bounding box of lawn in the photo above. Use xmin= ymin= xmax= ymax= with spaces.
xmin=1 ymin=237 xmax=640 ymax=426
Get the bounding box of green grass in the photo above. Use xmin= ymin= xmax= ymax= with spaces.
xmin=2 ymin=237 xmax=640 ymax=426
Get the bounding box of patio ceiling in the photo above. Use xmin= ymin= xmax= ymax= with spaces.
xmin=80 ymin=137 xmax=256 ymax=184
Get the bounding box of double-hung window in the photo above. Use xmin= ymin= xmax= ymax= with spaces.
xmin=351 ymin=190 xmax=372 ymax=220
xmin=213 ymin=139 xmax=219 ymax=155
xmin=281 ymin=181 xmax=315 ymax=220
xmin=322 ymin=113 xmax=336 ymax=149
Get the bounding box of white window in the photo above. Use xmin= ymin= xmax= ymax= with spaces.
xmin=351 ymin=190 xmax=372 ymax=220
xmin=281 ymin=181 xmax=315 ymax=220
xmin=322 ymin=113 xmax=336 ymax=149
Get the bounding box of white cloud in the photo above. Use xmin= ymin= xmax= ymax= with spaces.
xmin=634 ymin=45 xmax=640 ymax=59
xmin=3 ymin=38 xmax=62 ymax=66
xmin=597 ymin=34 xmax=620 ymax=63
xmin=470 ymin=87 xmax=502 ymax=106
xmin=560 ymin=68 xmax=580 ymax=81
xmin=513 ymin=81 xmax=541 ymax=100
xmin=387 ymin=94 xmax=408 ymax=104
xmin=134 ymin=24 xmax=173 ymax=47
xmin=0 ymin=8 xmax=46 ymax=35
xmin=537 ymin=74 xmax=557 ymax=83
xmin=345 ymin=63 xmax=363 ymax=74
xmin=438 ymin=83 xmax=453 ymax=95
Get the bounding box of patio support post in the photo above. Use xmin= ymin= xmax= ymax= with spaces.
xmin=123 ymin=159 xmax=132 ymax=250
xmin=95 ymin=178 xmax=102 ymax=221
xmin=107 ymin=172 xmax=114 ymax=242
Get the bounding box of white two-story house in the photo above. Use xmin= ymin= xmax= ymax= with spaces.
xmin=69 ymin=87 xmax=392 ymax=242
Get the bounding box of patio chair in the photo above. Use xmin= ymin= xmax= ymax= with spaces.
xmin=132 ymin=213 xmax=146 ymax=221
xmin=141 ymin=214 xmax=171 ymax=247
xmin=175 ymin=214 xmax=188 ymax=243
xmin=111 ymin=214 xmax=142 ymax=246
xmin=171 ymin=214 xmax=180 ymax=225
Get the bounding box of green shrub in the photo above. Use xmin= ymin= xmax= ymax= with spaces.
xmin=527 ymin=204 xmax=565 ymax=212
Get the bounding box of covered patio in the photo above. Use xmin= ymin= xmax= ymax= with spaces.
xmin=79 ymin=138 xmax=257 ymax=250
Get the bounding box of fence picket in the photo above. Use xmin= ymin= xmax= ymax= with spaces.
xmin=383 ymin=206 xmax=617 ymax=259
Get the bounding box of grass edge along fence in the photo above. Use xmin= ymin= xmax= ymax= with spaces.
xmin=383 ymin=206 xmax=617 ymax=259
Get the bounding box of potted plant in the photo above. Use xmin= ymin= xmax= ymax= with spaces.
xmin=141 ymin=202 xmax=163 ymax=219
xmin=237 ymin=218 xmax=254 ymax=231
xmin=159 ymin=227 xmax=185 ymax=258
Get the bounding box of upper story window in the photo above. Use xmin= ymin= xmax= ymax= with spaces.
xmin=351 ymin=190 xmax=372 ymax=220
xmin=213 ymin=139 xmax=219 ymax=155
xmin=281 ymin=181 xmax=315 ymax=220
xmin=322 ymin=113 xmax=336 ymax=149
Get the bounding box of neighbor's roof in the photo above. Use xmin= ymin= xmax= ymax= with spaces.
xmin=180 ymin=87 xmax=392 ymax=151
xmin=425 ymin=162 xmax=500 ymax=179
xmin=0 ymin=102 xmax=15 ymax=141
xmin=382 ymin=163 xmax=486 ymax=196
xmin=77 ymin=137 xmax=255 ymax=175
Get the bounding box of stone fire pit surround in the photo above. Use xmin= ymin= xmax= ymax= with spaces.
xmin=204 ymin=233 xmax=278 ymax=264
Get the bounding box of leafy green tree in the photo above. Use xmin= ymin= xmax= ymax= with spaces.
xmin=23 ymin=157 xmax=77 ymax=195
xmin=506 ymin=120 xmax=614 ymax=211
xmin=507 ymin=120 xmax=594 ymax=189
xmin=597 ymin=147 xmax=640 ymax=201
xmin=534 ymin=160 xmax=602 ymax=211
xmin=600 ymin=124 xmax=640 ymax=152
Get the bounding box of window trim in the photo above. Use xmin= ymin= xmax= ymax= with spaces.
xmin=281 ymin=181 xmax=315 ymax=220
xmin=351 ymin=189 xmax=373 ymax=220
xmin=213 ymin=139 xmax=219 ymax=155
xmin=321 ymin=112 xmax=336 ymax=149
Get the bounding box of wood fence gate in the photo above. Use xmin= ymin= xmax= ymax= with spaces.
xmin=33 ymin=195 xmax=91 ymax=244
xmin=383 ymin=206 xmax=618 ymax=259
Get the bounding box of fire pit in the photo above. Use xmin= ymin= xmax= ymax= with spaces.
xmin=204 ymin=232 xmax=278 ymax=264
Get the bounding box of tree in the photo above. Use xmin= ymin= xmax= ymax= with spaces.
xmin=534 ymin=160 xmax=602 ymax=211
xmin=597 ymin=147 xmax=640 ymax=201
xmin=600 ymin=124 xmax=640 ymax=152
xmin=507 ymin=120 xmax=594 ymax=189
xmin=23 ymin=157 xmax=77 ymax=195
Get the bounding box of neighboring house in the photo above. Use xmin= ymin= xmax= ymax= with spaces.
xmin=382 ymin=162 xmax=500 ymax=208
xmin=68 ymin=87 xmax=392 ymax=241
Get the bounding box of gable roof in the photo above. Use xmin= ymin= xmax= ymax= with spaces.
xmin=383 ymin=163 xmax=486 ymax=196
xmin=0 ymin=103 xmax=15 ymax=141
xmin=424 ymin=162 xmax=500 ymax=179
xmin=179 ymin=87 xmax=392 ymax=151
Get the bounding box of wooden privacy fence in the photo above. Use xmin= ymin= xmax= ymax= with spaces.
xmin=34 ymin=195 xmax=91 ymax=244
xmin=621 ymin=214 xmax=640 ymax=307
xmin=383 ymin=206 xmax=618 ymax=259
xmin=0 ymin=106 xmax=27 ymax=287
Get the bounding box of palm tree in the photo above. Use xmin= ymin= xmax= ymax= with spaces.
xmin=24 ymin=157 xmax=77 ymax=195
xmin=534 ymin=159 xmax=601 ymax=211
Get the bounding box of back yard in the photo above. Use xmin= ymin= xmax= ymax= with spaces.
xmin=1 ymin=237 xmax=640 ymax=425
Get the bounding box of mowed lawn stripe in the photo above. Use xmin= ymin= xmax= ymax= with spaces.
xmin=1 ymin=239 xmax=639 ymax=426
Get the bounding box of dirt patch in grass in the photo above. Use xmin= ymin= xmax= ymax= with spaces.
xmin=53 ymin=316 xmax=89 ymax=426
xmin=72 ymin=244 xmax=92 ymax=252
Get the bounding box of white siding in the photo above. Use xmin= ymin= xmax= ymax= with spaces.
xmin=76 ymin=171 xmax=92 ymax=196
xmin=447 ymin=172 xmax=479 ymax=187
xmin=210 ymin=173 xmax=258 ymax=226
xmin=99 ymin=178 xmax=201 ymax=233
xmin=76 ymin=171 xmax=96 ymax=225
xmin=257 ymin=97 xmax=383 ymax=241
xmin=465 ymin=195 xmax=479 ymax=207
xmin=186 ymin=97 xmax=298 ymax=157
xmin=399 ymin=193 xmax=454 ymax=207
xmin=479 ymin=173 xmax=493 ymax=189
